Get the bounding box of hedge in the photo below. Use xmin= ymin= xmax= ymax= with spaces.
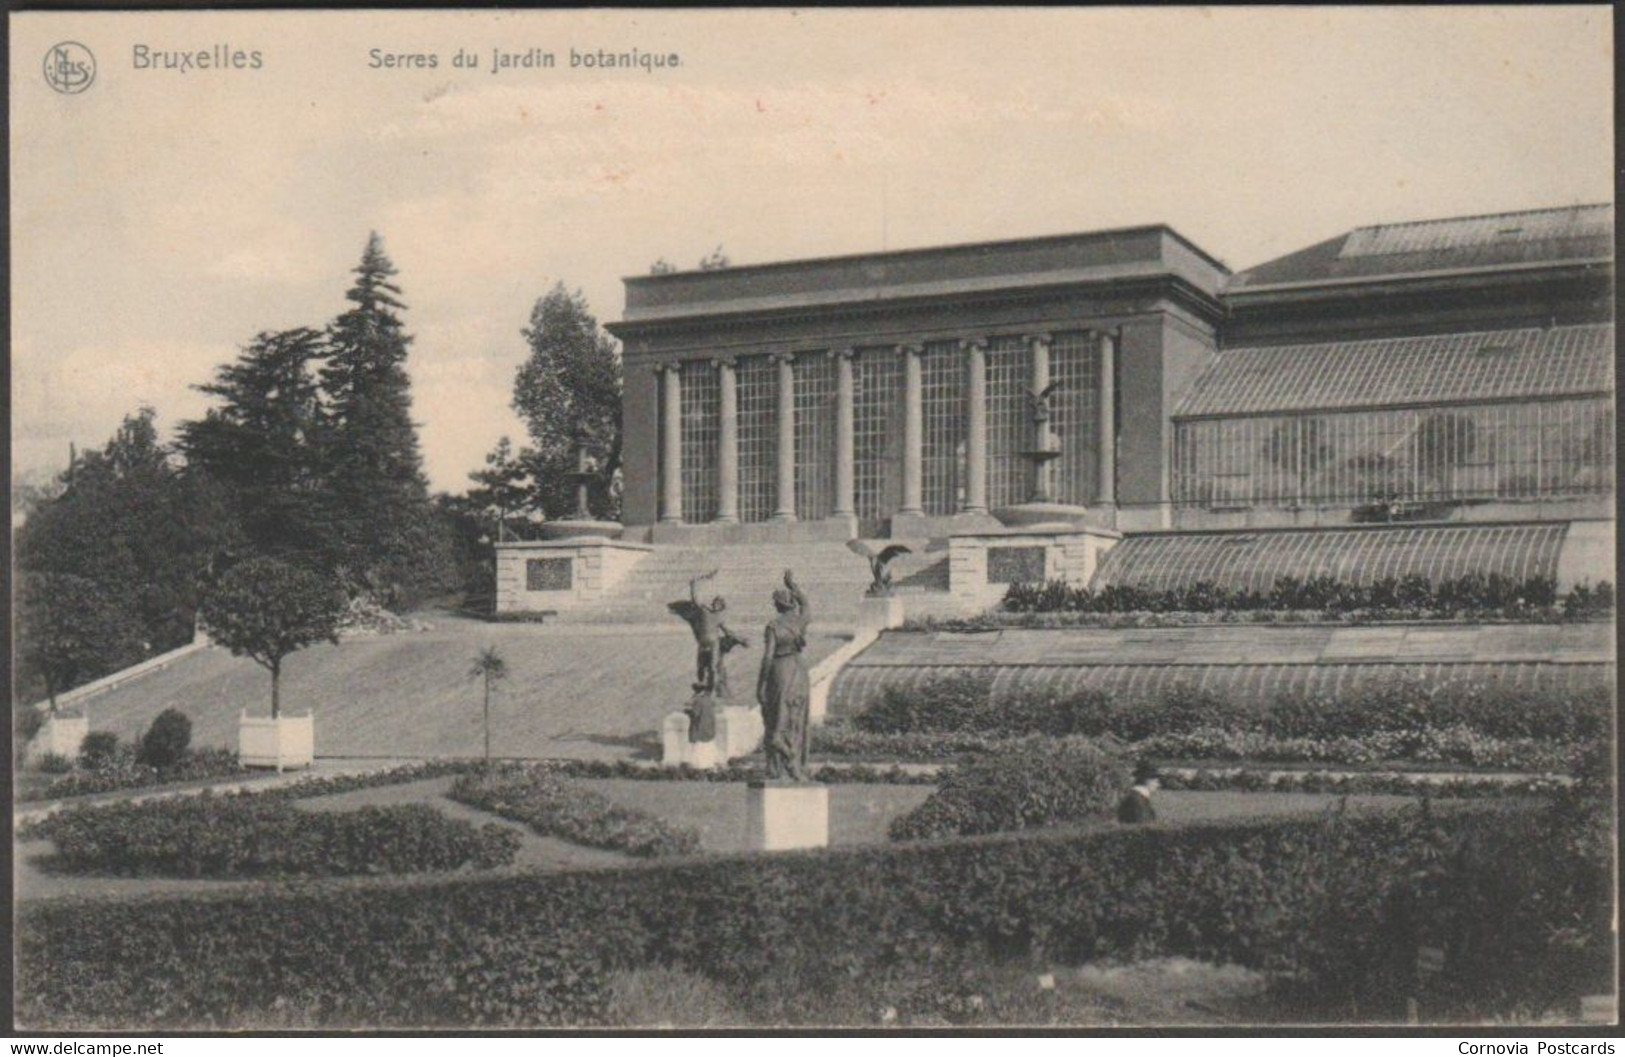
xmin=17 ymin=796 xmax=1610 ymax=1028
xmin=449 ymin=767 xmax=701 ymax=857
xmin=849 ymin=673 xmax=1611 ymax=744
xmin=998 ymin=574 xmax=1613 ymax=621
xmin=888 ymin=737 xmax=1128 ymax=840
xmin=22 ymin=793 xmax=520 ymax=878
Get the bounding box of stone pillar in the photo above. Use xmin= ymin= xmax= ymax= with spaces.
xmin=900 ymin=344 xmax=924 ymax=517
xmin=1029 ymin=333 xmax=1054 ymax=502
xmin=658 ymin=364 xmax=683 ymax=523
xmin=832 ymin=348 xmax=856 ymax=519
xmin=772 ymin=352 xmax=797 ymax=521
xmin=962 ymin=338 xmax=989 ymax=515
xmin=714 ymin=357 xmax=739 ymax=523
xmin=1097 ymin=329 xmax=1117 ymax=506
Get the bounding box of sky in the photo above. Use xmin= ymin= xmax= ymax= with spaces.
xmin=9 ymin=7 xmax=1614 ymax=493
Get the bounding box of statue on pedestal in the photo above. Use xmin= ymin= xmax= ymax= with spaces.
xmin=757 ymin=569 xmax=812 ymax=781
xmin=846 ymin=540 xmax=913 ymax=597
xmin=668 ymin=570 xmax=748 ymax=743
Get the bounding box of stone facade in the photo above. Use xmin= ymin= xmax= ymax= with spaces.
xmin=607 ymin=205 xmax=1613 ymax=547
xmin=947 ymin=529 xmax=1121 ymax=610
xmin=494 ymin=538 xmax=653 ymax=614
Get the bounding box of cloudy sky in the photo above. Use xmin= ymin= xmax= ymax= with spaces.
xmin=10 ymin=7 xmax=1613 ymax=492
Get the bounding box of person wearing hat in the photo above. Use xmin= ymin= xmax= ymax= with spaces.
xmin=1117 ymin=759 xmax=1161 ymax=824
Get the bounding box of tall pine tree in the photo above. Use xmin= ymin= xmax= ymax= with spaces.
xmin=178 ymin=327 xmax=329 ymax=564
xmin=318 ymin=233 xmax=454 ymax=605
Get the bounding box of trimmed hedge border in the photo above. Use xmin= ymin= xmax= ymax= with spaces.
xmin=846 ymin=673 xmax=1610 ymax=744
xmin=995 ymin=574 xmax=1612 ymax=622
xmin=449 ymin=767 xmax=701 ymax=858
xmin=20 ymin=792 xmax=520 ymax=878
xmin=16 ymin=797 xmax=1610 ymax=1028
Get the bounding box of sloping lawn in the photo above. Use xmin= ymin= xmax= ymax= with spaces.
xmin=68 ymin=615 xmax=849 ymax=761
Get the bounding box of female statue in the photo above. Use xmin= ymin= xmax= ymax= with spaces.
xmin=756 ymin=569 xmax=811 ymax=781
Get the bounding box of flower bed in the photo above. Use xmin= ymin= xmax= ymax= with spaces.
xmin=20 ymin=793 xmax=519 ymax=878
xmin=17 ymin=795 xmax=1610 ymax=1028
xmin=449 ymin=767 xmax=701 ymax=858
xmin=16 ymin=746 xmax=249 ymax=805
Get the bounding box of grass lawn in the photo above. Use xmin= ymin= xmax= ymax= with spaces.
xmin=66 ymin=613 xmax=851 ymax=761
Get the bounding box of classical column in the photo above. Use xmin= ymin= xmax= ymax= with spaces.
xmin=900 ymin=344 xmax=924 ymax=517
xmin=1029 ymin=333 xmax=1054 ymax=502
xmin=961 ymin=338 xmax=989 ymax=515
xmin=658 ymin=363 xmax=683 ymax=523
xmin=772 ymin=352 xmax=797 ymax=521
xmin=831 ymin=348 xmax=856 ymax=519
xmin=714 ymin=356 xmax=739 ymax=523
xmin=1097 ymin=329 xmax=1117 ymax=506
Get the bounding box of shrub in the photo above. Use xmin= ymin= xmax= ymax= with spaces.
xmin=450 ymin=767 xmax=701 ymax=857
xmin=24 ymin=793 xmax=519 ymax=878
xmin=137 ymin=709 xmax=192 ymax=770
xmin=853 ymin=671 xmax=999 ymax=735
xmin=16 ymin=800 xmax=1608 ymax=1028
xmin=78 ymin=731 xmax=119 ymax=769
xmin=33 ymin=752 xmax=75 ymax=775
xmin=889 ymin=737 xmax=1129 ymax=841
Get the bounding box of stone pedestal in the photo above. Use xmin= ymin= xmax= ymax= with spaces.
xmin=715 ymin=705 xmax=764 ymax=759
xmin=663 ymin=703 xmax=761 ymax=768
xmin=662 ymin=710 xmax=716 ymax=768
xmin=856 ymin=595 xmax=906 ymax=634
xmin=745 ymin=781 xmax=830 ymax=852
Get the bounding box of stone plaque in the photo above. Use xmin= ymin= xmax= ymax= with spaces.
xmin=526 ymin=557 xmax=573 ymax=591
xmin=987 ymin=546 xmax=1047 ymax=584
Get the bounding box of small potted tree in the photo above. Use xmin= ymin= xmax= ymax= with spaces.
xmin=199 ymin=556 xmax=344 ymax=771
xmin=16 ymin=572 xmax=142 ymax=763
xmin=468 ymin=645 xmax=508 ymax=772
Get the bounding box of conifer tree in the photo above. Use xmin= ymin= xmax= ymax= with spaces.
xmin=317 ymin=233 xmax=454 ymax=605
xmin=177 ymin=327 xmax=328 ymax=563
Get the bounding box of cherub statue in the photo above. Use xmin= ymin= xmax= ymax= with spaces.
xmin=667 ymin=570 xmax=749 ymax=696
xmin=846 ymin=540 xmax=914 ymax=597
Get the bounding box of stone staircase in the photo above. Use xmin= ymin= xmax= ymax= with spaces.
xmin=551 ymin=539 xmax=964 ymax=627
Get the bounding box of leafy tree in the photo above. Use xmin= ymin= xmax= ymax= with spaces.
xmin=318 ymin=233 xmax=455 ymax=605
xmin=511 ymin=283 xmax=623 ymax=519
xmin=177 ymin=328 xmax=330 ymax=563
xmin=468 ymin=645 xmax=508 ymax=771
xmin=199 ymin=556 xmax=345 ymax=718
xmin=15 ymin=572 xmax=146 ymax=709
xmin=16 ymin=408 xmax=241 ymax=659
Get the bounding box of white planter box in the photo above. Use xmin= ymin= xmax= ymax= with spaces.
xmin=238 ymin=711 xmax=314 ymax=771
xmin=28 ymin=714 xmax=89 ymax=763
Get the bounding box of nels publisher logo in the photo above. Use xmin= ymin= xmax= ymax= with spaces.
xmin=43 ymin=41 xmax=96 ymax=94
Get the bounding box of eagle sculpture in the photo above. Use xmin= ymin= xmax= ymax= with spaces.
xmin=846 ymin=540 xmax=913 ymax=597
